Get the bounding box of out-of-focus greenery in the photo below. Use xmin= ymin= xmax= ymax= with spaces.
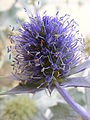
xmin=1 ymin=95 xmax=36 ymax=120
xmin=50 ymin=102 xmax=80 ymax=120
xmin=0 ymin=1 xmax=20 ymax=70
xmin=48 ymin=88 xmax=85 ymax=120
xmin=68 ymin=88 xmax=86 ymax=106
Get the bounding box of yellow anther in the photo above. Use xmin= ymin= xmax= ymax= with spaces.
xmin=57 ymin=71 xmax=59 ymax=76
xmin=69 ymin=62 xmax=72 ymax=65
xmin=34 ymin=59 xmax=39 ymax=62
xmin=67 ymin=48 xmax=70 ymax=52
xmin=27 ymin=51 xmax=30 ymax=55
xmin=24 ymin=80 xmax=27 ymax=84
xmin=41 ymin=40 xmax=43 ymax=46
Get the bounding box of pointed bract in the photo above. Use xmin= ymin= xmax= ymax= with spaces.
xmin=69 ymin=59 xmax=90 ymax=75
xmin=0 ymin=83 xmax=45 ymax=95
xmin=61 ymin=76 xmax=90 ymax=87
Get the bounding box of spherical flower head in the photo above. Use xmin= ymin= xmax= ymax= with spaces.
xmin=8 ymin=10 xmax=85 ymax=91
xmin=1 ymin=96 xmax=36 ymax=120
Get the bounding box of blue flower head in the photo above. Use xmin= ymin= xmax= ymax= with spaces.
xmin=9 ymin=11 xmax=85 ymax=88
xmin=3 ymin=8 xmax=90 ymax=120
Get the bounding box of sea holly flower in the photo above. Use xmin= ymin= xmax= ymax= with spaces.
xmin=1 ymin=8 xmax=90 ymax=120
xmin=1 ymin=96 xmax=36 ymax=120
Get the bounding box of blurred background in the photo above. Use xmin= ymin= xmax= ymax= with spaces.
xmin=0 ymin=0 xmax=90 ymax=120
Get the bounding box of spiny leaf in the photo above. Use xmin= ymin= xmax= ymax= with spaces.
xmin=0 ymin=83 xmax=45 ymax=95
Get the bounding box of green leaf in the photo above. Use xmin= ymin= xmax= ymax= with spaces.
xmin=50 ymin=102 xmax=80 ymax=120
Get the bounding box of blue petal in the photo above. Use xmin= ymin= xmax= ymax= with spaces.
xmin=61 ymin=76 xmax=90 ymax=87
xmin=70 ymin=59 xmax=90 ymax=75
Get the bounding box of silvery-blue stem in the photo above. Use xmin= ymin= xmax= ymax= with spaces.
xmin=55 ymin=82 xmax=90 ymax=120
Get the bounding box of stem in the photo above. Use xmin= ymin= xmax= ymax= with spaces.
xmin=55 ymin=82 xmax=90 ymax=120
